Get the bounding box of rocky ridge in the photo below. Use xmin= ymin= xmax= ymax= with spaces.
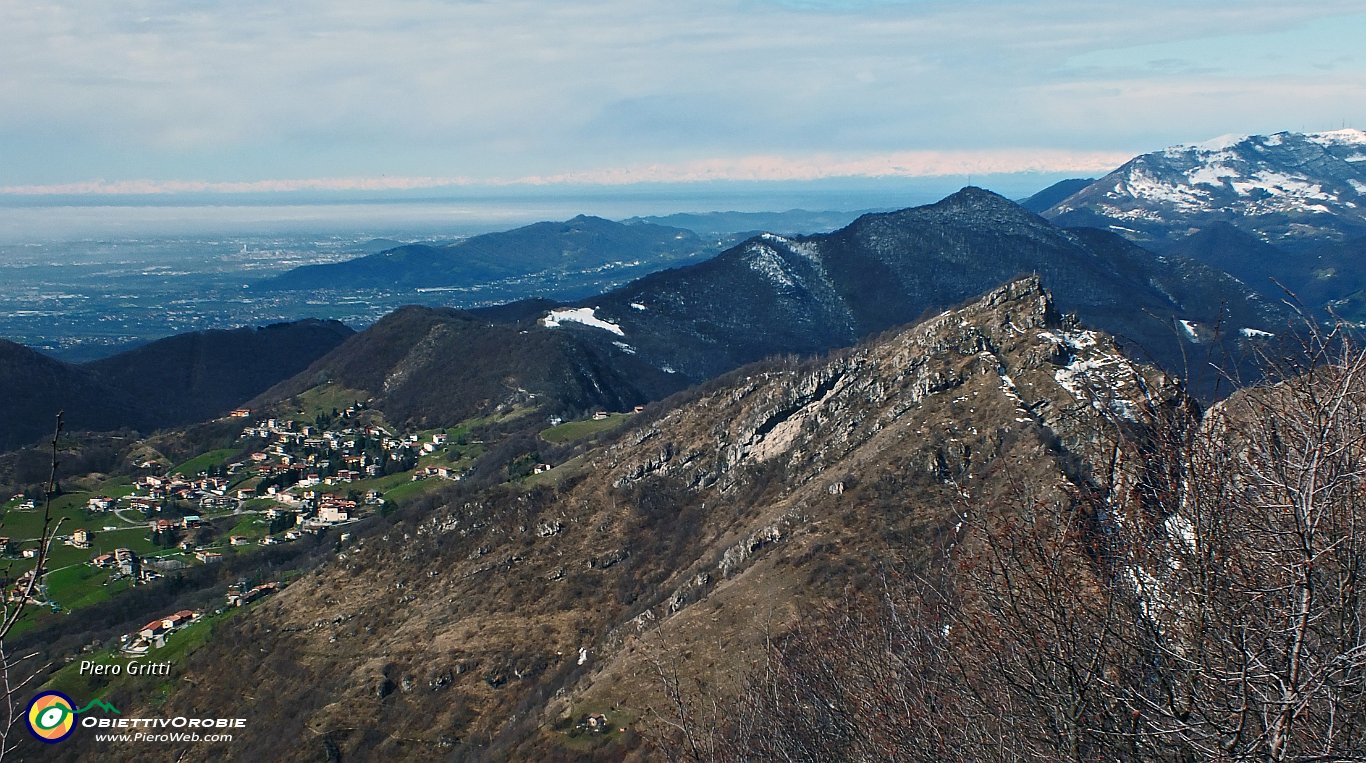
xmin=75 ymin=277 xmax=1191 ymax=762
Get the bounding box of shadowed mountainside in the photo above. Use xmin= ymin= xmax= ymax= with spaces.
xmin=1 ymin=320 xmax=354 ymax=450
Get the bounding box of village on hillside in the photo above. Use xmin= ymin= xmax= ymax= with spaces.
xmin=1 ymin=380 xmax=638 ymax=682
xmin=0 ymin=397 xmax=480 ymax=616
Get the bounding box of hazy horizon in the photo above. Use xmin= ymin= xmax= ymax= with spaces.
xmin=0 ymin=173 xmax=1078 ymax=243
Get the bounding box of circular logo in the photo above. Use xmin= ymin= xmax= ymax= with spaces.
xmin=26 ymin=691 xmax=77 ymax=743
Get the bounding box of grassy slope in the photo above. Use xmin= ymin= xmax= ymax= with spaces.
xmin=539 ymin=413 xmax=632 ymax=444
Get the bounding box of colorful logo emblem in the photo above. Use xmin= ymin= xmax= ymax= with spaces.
xmin=26 ymin=691 xmax=77 ymax=743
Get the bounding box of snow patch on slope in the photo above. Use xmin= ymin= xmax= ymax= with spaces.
xmin=1040 ymin=329 xmax=1145 ymax=422
xmin=1249 ymin=171 xmax=1332 ymax=200
xmin=1190 ymin=133 xmax=1248 ymax=152
xmin=1176 ymin=320 xmax=1197 ymax=343
xmin=541 ymin=307 xmax=625 ymax=336
xmin=746 ymin=244 xmax=797 ymax=289
xmin=1119 ymin=167 xmax=1210 ymax=209
xmin=1188 ymin=164 xmax=1239 ymax=187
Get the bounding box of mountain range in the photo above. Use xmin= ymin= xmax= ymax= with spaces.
xmin=0 ymin=181 xmax=1306 ymax=455
xmin=253 ymin=215 xmax=714 ymax=293
xmin=9 ymin=131 xmax=1359 ymax=448
xmin=239 ymin=188 xmax=1280 ymax=440
xmin=622 ymin=208 xmax=883 ymax=236
xmin=564 ymin=187 xmax=1280 ymax=388
xmin=15 ymin=128 xmax=1366 ymax=762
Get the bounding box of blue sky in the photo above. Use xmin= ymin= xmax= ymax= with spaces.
xmin=2 ymin=0 xmax=1364 ymax=197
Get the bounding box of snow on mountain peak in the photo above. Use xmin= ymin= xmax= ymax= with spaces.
xmin=1188 ymin=133 xmax=1249 ymax=152
xmin=1307 ymin=128 xmax=1366 ymax=147
xmin=1047 ymin=129 xmax=1366 ymax=243
xmin=1177 ymin=128 xmax=1366 ymax=154
xmin=1118 ymin=132 xmax=1364 ymax=213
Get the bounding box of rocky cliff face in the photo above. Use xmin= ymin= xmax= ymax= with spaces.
xmin=78 ymin=278 xmax=1189 ymax=762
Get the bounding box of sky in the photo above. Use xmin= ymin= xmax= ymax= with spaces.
xmin=2 ymin=0 xmax=1365 ymax=199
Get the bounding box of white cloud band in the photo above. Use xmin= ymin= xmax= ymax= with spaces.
xmin=0 ymin=148 xmax=1130 ymax=196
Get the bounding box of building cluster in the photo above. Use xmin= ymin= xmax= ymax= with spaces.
xmin=122 ymin=609 xmax=201 ymax=654
xmin=1 ymin=404 xmax=473 ymax=615
xmin=84 ymin=472 xmax=234 ymax=519
xmin=90 ymin=547 xmax=160 ymax=582
xmin=233 ymin=411 xmax=462 ymax=524
xmin=7 ymin=568 xmax=45 ymax=604
xmin=238 ymin=415 xmax=396 ymax=491
xmin=226 ymin=580 xmax=280 ymax=607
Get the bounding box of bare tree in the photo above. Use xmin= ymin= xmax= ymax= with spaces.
xmin=1124 ymin=330 xmax=1366 ymax=761
xmin=0 ymin=413 xmax=66 ymax=758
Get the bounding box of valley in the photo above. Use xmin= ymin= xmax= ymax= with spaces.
xmin=0 ymin=206 xmax=876 ymax=362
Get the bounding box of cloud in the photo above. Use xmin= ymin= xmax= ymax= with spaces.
xmin=516 ymin=148 xmax=1133 ymax=184
xmin=0 ymin=147 xmax=1131 ymax=196
xmin=1 ymin=1 xmax=1363 ymax=189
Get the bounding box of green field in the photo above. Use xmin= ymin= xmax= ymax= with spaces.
xmin=223 ymin=515 xmax=269 ymax=549
xmin=45 ymin=564 xmax=131 ymax=611
xmin=0 ymin=482 xmax=147 ymax=545
xmin=540 ymin=413 xmax=632 ymax=444
xmin=379 ymin=476 xmax=450 ymax=505
xmin=3 ymin=526 xmax=173 ymax=635
xmin=170 ymin=448 xmax=241 ymax=476
xmin=417 ymin=440 xmax=485 ymax=472
xmin=313 ymin=470 xmax=409 ymax=497
xmin=4 ymin=529 xmax=210 ymax=632
xmin=462 ymin=405 xmax=536 ymax=430
xmin=522 ymin=455 xmax=588 ymax=487
xmin=0 ymin=491 xmax=103 ymax=541
xmin=87 ymin=526 xmax=161 ymax=557
xmin=285 ymin=383 xmax=374 ymax=425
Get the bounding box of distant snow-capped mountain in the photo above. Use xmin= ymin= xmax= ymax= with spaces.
xmin=1046 ymin=129 xmax=1366 ymax=245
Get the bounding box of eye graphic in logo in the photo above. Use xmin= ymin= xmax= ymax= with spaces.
xmin=26 ymin=691 xmax=77 ymax=743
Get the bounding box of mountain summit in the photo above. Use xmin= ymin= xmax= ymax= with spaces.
xmin=1045 ymin=129 xmax=1366 ymax=245
xmin=560 ymin=187 xmax=1279 ymax=395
